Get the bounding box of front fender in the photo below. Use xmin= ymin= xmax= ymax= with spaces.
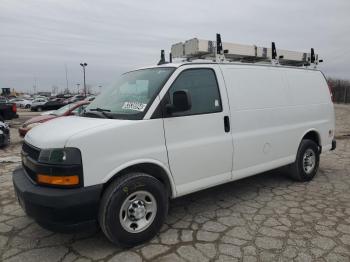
xmin=102 ymin=158 xmax=177 ymax=198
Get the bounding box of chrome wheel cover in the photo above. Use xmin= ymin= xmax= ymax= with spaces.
xmin=119 ymin=190 xmax=157 ymax=233
xmin=303 ymin=148 xmax=316 ymax=174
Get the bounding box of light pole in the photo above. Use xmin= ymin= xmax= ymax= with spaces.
xmin=33 ymin=77 xmax=37 ymax=95
xmin=80 ymin=62 xmax=88 ymax=97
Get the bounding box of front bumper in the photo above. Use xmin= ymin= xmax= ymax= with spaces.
xmin=13 ymin=167 xmax=103 ymax=232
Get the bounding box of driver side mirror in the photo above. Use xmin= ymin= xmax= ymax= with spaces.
xmin=166 ymin=90 xmax=191 ymax=114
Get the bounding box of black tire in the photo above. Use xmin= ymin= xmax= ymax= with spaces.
xmin=98 ymin=172 xmax=168 ymax=247
xmin=288 ymin=139 xmax=320 ymax=181
xmin=37 ymin=107 xmax=42 ymax=112
xmin=25 ymin=104 xmax=31 ymax=109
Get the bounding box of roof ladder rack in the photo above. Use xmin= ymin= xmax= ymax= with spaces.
xmin=169 ymin=33 xmax=323 ymax=68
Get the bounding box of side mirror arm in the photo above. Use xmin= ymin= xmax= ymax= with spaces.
xmin=165 ymin=104 xmax=174 ymax=114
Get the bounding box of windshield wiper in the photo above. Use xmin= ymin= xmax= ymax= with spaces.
xmin=87 ymin=107 xmax=113 ymax=119
xmin=90 ymin=107 xmax=111 ymax=112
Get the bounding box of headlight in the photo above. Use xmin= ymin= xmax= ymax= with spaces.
xmin=26 ymin=122 xmax=42 ymax=129
xmin=38 ymin=148 xmax=82 ymax=165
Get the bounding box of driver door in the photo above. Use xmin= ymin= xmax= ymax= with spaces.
xmin=161 ymin=66 xmax=233 ymax=196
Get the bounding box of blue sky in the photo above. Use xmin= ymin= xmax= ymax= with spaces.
xmin=0 ymin=0 xmax=349 ymax=93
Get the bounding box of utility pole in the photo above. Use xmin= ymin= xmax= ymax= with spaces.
xmin=80 ymin=63 xmax=88 ymax=97
xmin=33 ymin=77 xmax=37 ymax=95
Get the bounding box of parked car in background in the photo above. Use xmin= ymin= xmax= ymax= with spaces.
xmin=0 ymin=96 xmax=8 ymax=103
xmin=85 ymin=95 xmax=96 ymax=102
xmin=66 ymin=95 xmax=86 ymax=104
xmin=0 ymin=120 xmax=10 ymax=147
xmin=30 ymin=98 xmax=48 ymax=111
xmin=30 ymin=98 xmax=65 ymax=112
xmin=0 ymin=98 xmax=18 ymax=121
xmin=18 ymin=99 xmax=32 ymax=109
xmin=9 ymin=98 xmax=32 ymax=109
xmin=19 ymin=100 xmax=89 ymax=136
xmin=33 ymin=95 xmax=49 ymax=100
xmin=7 ymin=95 xmax=17 ymax=100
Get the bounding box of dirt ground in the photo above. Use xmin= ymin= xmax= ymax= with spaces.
xmin=0 ymin=105 xmax=349 ymax=262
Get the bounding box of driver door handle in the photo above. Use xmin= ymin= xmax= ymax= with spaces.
xmin=224 ymin=116 xmax=230 ymax=133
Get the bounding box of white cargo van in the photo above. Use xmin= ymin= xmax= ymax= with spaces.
xmin=14 ymin=58 xmax=336 ymax=246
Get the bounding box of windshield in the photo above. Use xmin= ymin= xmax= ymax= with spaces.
xmin=51 ymin=102 xmax=79 ymax=116
xmin=85 ymin=67 xmax=175 ymax=119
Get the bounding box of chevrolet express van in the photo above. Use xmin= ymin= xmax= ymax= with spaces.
xmin=13 ymin=62 xmax=336 ymax=246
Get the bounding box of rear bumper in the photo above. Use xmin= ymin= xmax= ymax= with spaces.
xmin=331 ymin=139 xmax=336 ymax=151
xmin=12 ymin=167 xmax=103 ymax=232
xmin=3 ymin=113 xmax=18 ymax=120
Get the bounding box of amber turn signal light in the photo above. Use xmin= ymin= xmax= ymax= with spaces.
xmin=37 ymin=174 xmax=79 ymax=186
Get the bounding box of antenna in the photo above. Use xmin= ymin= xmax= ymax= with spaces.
xmin=215 ymin=33 xmax=226 ymax=62
xmin=216 ymin=33 xmax=223 ymax=54
xmin=271 ymin=42 xmax=277 ymax=60
xmin=157 ymin=50 xmax=166 ymax=65
xmin=271 ymin=42 xmax=279 ymax=65
xmin=310 ymin=48 xmax=315 ymax=63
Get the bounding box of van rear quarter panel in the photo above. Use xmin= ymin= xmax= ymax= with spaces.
xmin=220 ymin=65 xmax=334 ymax=177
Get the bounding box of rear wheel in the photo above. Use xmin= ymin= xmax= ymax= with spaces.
xmin=288 ymin=139 xmax=320 ymax=181
xmin=37 ymin=107 xmax=42 ymax=112
xmin=25 ymin=104 xmax=31 ymax=109
xmin=98 ymin=172 xmax=168 ymax=247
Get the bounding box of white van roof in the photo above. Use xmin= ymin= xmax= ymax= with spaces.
xmin=140 ymin=60 xmax=322 ymax=73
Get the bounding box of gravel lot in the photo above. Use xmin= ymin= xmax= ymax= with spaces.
xmin=0 ymin=105 xmax=350 ymax=262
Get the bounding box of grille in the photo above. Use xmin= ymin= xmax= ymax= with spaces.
xmin=22 ymin=142 xmax=40 ymax=161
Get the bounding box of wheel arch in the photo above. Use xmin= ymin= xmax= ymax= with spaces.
xmin=300 ymin=129 xmax=321 ymax=149
xmin=102 ymin=159 xmax=176 ymax=198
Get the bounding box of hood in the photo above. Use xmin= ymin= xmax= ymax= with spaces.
xmin=24 ymin=114 xmax=57 ymax=126
xmin=25 ymin=116 xmax=118 ymax=148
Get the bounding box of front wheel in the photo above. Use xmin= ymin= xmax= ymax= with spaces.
xmin=98 ymin=172 xmax=168 ymax=247
xmin=288 ymin=139 xmax=320 ymax=181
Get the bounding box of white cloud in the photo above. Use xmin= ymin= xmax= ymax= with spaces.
xmin=0 ymin=0 xmax=349 ymax=92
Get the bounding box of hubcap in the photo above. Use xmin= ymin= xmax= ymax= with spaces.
xmin=119 ymin=191 xmax=157 ymax=233
xmin=303 ymin=148 xmax=316 ymax=174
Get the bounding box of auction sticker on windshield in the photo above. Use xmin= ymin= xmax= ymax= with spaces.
xmin=122 ymin=102 xmax=147 ymax=112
